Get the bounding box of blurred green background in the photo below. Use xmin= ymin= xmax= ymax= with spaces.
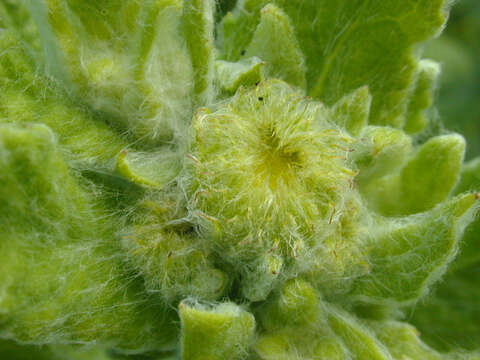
xmin=425 ymin=0 xmax=480 ymax=159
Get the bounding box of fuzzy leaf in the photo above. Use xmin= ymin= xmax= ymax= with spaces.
xmin=259 ymin=279 xmax=320 ymax=331
xmin=0 ymin=31 xmax=128 ymax=167
xmin=116 ymin=149 xmax=182 ymax=189
xmin=328 ymin=86 xmax=372 ymax=136
xmin=406 ymin=158 xmax=480 ymax=353
xmin=0 ymin=123 xmax=177 ymax=351
xmin=0 ymin=0 xmax=41 ymax=54
xmin=327 ymin=307 xmax=392 ymax=360
xmin=123 ymin=225 xmax=227 ymax=304
xmin=182 ymin=0 xmax=216 ymax=105
xmin=254 ymin=332 xmax=350 ymax=360
xmin=354 ymin=125 xmax=413 ymax=184
xmin=179 ymin=301 xmax=256 ymax=360
xmin=350 ymin=193 xmax=479 ymax=305
xmin=364 ymin=134 xmax=466 ymax=216
xmin=26 ymin=0 xmax=195 ymax=142
xmin=215 ymin=57 xmax=265 ymax=94
xmin=244 ymin=4 xmax=306 ymax=89
xmin=369 ymin=321 xmax=443 ymax=360
xmin=220 ymin=0 xmax=451 ymax=128
xmin=241 ymin=253 xmax=283 ymax=302
xmin=404 ymin=59 xmax=441 ymax=134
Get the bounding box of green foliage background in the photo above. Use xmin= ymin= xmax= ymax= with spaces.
xmin=427 ymin=0 xmax=480 ymax=159
xmin=407 ymin=0 xmax=480 ymax=352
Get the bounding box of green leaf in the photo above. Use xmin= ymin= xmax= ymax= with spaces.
xmin=218 ymin=0 xmax=268 ymax=62
xmin=364 ymin=134 xmax=466 ymax=216
xmin=328 ymin=86 xmax=372 ymax=136
xmin=244 ymin=4 xmax=306 ymax=89
xmin=221 ymin=0 xmax=451 ymax=128
xmin=354 ymin=125 xmax=413 ymax=184
xmin=240 ymin=253 xmax=283 ymax=302
xmin=350 ymin=193 xmax=479 ymax=305
xmin=26 ymin=0 xmax=195 ymax=142
xmin=254 ymin=331 xmax=350 ymax=360
xmin=327 ymin=307 xmax=391 ymax=360
xmin=404 ymin=59 xmax=441 ymax=134
xmin=259 ymin=279 xmax=320 ymax=331
xmin=182 ymin=0 xmax=216 ymax=105
xmin=0 ymin=123 xmax=177 ymax=351
xmin=123 ymin=224 xmax=227 ymax=304
xmin=179 ymin=301 xmax=256 ymax=360
xmin=0 ymin=0 xmax=41 ymax=54
xmin=116 ymin=149 xmax=182 ymax=189
xmin=405 ymin=161 xmax=480 ymax=354
xmin=0 ymin=30 xmax=37 ymax=87
xmin=0 ymin=31 xmax=129 ymax=167
xmin=369 ymin=321 xmax=443 ymax=360
xmin=215 ymin=57 xmax=265 ymax=94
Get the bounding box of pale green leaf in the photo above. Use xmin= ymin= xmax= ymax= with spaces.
xmin=327 ymin=306 xmax=392 ymax=360
xmin=364 ymin=134 xmax=465 ymax=216
xmin=245 ymin=4 xmax=306 ymax=89
xmin=350 ymin=193 xmax=478 ymax=305
xmin=354 ymin=125 xmax=412 ymax=184
xmin=116 ymin=149 xmax=182 ymax=189
xmin=328 ymin=86 xmax=372 ymax=136
xmin=215 ymin=57 xmax=265 ymax=94
xmin=221 ymin=0 xmax=451 ymax=128
xmin=0 ymin=31 xmax=129 ymax=167
xmin=0 ymin=123 xmax=177 ymax=351
xmin=180 ymin=301 xmax=256 ymax=360
xmin=404 ymin=59 xmax=441 ymax=134
xmin=26 ymin=0 xmax=194 ymax=142
xmin=369 ymin=321 xmax=443 ymax=360
xmin=182 ymin=0 xmax=217 ymax=105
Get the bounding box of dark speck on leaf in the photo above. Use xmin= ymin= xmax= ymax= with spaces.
xmin=258 ymin=97 xmax=264 ymax=101
xmin=241 ymin=50 xmax=246 ymax=56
